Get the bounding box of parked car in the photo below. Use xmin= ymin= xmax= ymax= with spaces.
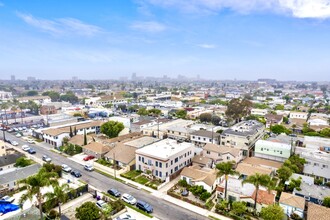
xmin=115 ymin=212 xmax=136 ymax=220
xmin=71 ymin=170 xmax=82 ymax=178
xmin=61 ymin=164 xmax=72 ymax=172
xmin=27 ymin=148 xmax=36 ymax=154
xmin=27 ymin=139 xmax=36 ymax=144
xmin=7 ymin=128 xmax=14 ymax=133
xmin=84 ymin=164 xmax=94 ymax=171
xmin=96 ymin=200 xmax=108 ymax=209
xmin=15 ymin=133 xmax=22 ymax=137
xmin=107 ymin=188 xmax=121 ymax=197
xmin=10 ymin=140 xmax=19 ymax=146
xmin=136 ymin=200 xmax=153 ymax=213
xmin=121 ymin=193 xmax=137 ymax=205
xmin=0 ymin=195 xmax=15 ymax=203
xmin=83 ymin=155 xmax=95 ymax=161
xmin=42 ymin=155 xmax=52 ymax=162
xmin=22 ymin=145 xmax=30 ymax=151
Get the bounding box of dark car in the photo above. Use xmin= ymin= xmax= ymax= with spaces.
xmin=136 ymin=200 xmax=153 ymax=213
xmin=28 ymin=148 xmax=36 ymax=154
xmin=71 ymin=170 xmax=82 ymax=178
xmin=107 ymin=188 xmax=121 ymax=197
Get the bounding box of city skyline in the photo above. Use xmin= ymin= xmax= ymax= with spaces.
xmin=1 ymin=0 xmax=330 ymax=80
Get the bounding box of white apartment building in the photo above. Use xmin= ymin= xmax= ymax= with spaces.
xmin=295 ymin=147 xmax=330 ymax=184
xmin=221 ymin=120 xmax=265 ymax=157
xmin=254 ymin=140 xmax=292 ymax=162
xmin=135 ymin=139 xmax=195 ymax=181
xmin=251 ymin=108 xmax=268 ymax=116
xmin=289 ymin=112 xmax=308 ymax=120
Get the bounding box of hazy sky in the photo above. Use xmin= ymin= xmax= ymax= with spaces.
xmin=1 ymin=0 xmax=330 ymax=81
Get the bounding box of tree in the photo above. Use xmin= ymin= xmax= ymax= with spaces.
xmin=199 ymin=113 xmax=212 ymax=123
xmin=320 ymin=128 xmax=330 ymax=138
xmin=211 ymin=115 xmax=221 ymax=125
xmin=225 ymin=98 xmax=252 ymax=122
xmin=216 ymin=161 xmax=239 ymax=200
xmin=15 ymin=157 xmax=32 ymax=167
xmin=117 ymin=104 xmax=127 ymax=112
xmin=42 ymin=91 xmax=60 ymax=102
xmin=128 ymin=105 xmax=139 ymax=112
xmin=26 ymin=90 xmax=38 ymax=96
xmin=83 ymin=129 xmax=87 ymax=145
xmin=19 ymin=168 xmax=59 ymax=220
xmin=270 ymin=124 xmax=290 ymax=135
xmin=75 ymin=201 xmax=101 ymax=220
xmin=74 ymin=126 xmax=77 ymax=135
xmin=277 ymin=166 xmax=293 ymax=184
xmin=231 ymin=201 xmax=247 ymax=216
xmin=323 ymin=197 xmax=330 ymax=208
xmin=0 ymin=102 xmax=10 ymax=125
xmin=274 ymin=104 xmax=284 ymax=110
xmin=69 ymin=126 xmax=73 ymax=138
xmin=242 ymin=173 xmax=271 ymax=212
xmin=60 ymin=91 xmax=78 ymax=104
xmin=137 ymin=108 xmax=148 ymax=116
xmin=100 ymin=121 xmax=124 ymax=138
xmin=11 ymin=106 xmax=17 ymax=123
xmin=288 ymin=177 xmax=302 ymax=191
xmin=176 ymin=109 xmax=187 ymax=119
xmin=44 ymin=184 xmax=70 ymax=217
xmin=260 ymin=204 xmax=284 ymax=220
xmin=148 ymin=108 xmax=162 ymax=116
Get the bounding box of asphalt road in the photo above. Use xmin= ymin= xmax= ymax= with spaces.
xmin=1 ymin=131 xmax=208 ymax=220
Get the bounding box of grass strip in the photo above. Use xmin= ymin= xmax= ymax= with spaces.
xmin=208 ymin=215 xmax=221 ymax=220
xmin=50 ymin=149 xmax=68 ymax=157
xmin=95 ymin=168 xmax=125 ymax=183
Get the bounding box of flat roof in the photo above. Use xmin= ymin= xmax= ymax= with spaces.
xmin=135 ymin=139 xmax=194 ymax=160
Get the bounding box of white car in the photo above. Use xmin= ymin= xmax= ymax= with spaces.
xmin=10 ymin=140 xmax=19 ymax=146
xmin=16 ymin=133 xmax=22 ymax=137
xmin=61 ymin=164 xmax=72 ymax=172
xmin=96 ymin=200 xmax=108 ymax=209
xmin=84 ymin=164 xmax=94 ymax=171
xmin=27 ymin=139 xmax=36 ymax=144
xmin=1 ymin=195 xmax=15 ymax=203
xmin=116 ymin=212 xmax=136 ymax=220
xmin=121 ymin=193 xmax=137 ymax=205
xmin=42 ymin=155 xmax=52 ymax=162
xmin=22 ymin=145 xmax=30 ymax=151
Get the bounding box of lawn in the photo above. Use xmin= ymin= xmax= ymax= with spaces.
xmin=121 ymin=170 xmax=142 ymax=180
xmin=134 ymin=175 xmax=149 ymax=185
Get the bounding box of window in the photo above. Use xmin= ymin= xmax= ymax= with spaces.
xmin=166 ymin=163 xmax=168 ymax=168
xmin=175 ymin=166 xmax=178 ymax=171
xmin=171 ymin=160 xmax=173 ymax=165
xmin=138 ymin=156 xmax=141 ymax=162
xmin=218 ymin=153 xmax=221 ymax=156
xmin=323 ymin=165 xmax=328 ymax=168
xmin=171 ymin=169 xmax=173 ymax=174
xmin=280 ymin=151 xmax=282 ymax=154
xmin=159 ymin=162 xmax=162 ymax=168
xmin=206 ymin=151 xmax=210 ymax=154
xmin=159 ymin=171 xmax=162 ymax=177
xmin=198 ymin=137 xmax=201 ymax=140
xmin=175 ymin=157 xmax=178 ymax=163
xmin=166 ymin=172 xmax=168 ymax=177
xmin=314 ymin=163 xmax=319 ymax=166
xmin=155 ymin=161 xmax=158 ymax=167
xmin=209 ymin=139 xmax=212 ymax=142
xmin=227 ymin=156 xmax=230 ymax=160
xmin=179 ymin=132 xmax=181 ymax=135
xmin=148 ymin=159 xmax=152 ymax=165
xmin=203 ymin=138 xmax=206 ymax=141
xmin=155 ymin=170 xmax=158 ymax=176
xmin=192 ymin=136 xmax=195 ymax=139
xmin=142 ymin=157 xmax=144 ymax=163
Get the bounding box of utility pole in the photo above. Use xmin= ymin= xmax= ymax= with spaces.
xmin=211 ymin=127 xmax=214 ymax=144
xmin=157 ymin=117 xmax=160 ymax=139
xmin=1 ymin=115 xmax=6 ymax=141
xmin=113 ymin=152 xmax=116 ymax=179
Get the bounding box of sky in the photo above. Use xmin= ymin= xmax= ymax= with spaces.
xmin=1 ymin=0 xmax=330 ymax=81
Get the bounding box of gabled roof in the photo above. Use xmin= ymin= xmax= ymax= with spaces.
xmin=190 ymin=130 xmax=220 ymax=138
xmin=279 ymin=192 xmax=305 ymax=210
xmin=307 ymin=202 xmax=329 ymax=220
xmin=83 ymin=142 xmax=110 ymax=154
xmin=236 ymin=163 xmax=273 ymax=176
xmin=243 ymin=157 xmax=282 ymax=169
xmin=204 ymin=143 xmax=241 ymax=157
xmin=251 ymin=189 xmax=275 ymax=205
xmin=68 ymin=134 xmax=92 ymax=146
xmin=104 ymin=143 xmax=136 ymax=165
xmin=181 ymin=166 xmax=217 ymax=187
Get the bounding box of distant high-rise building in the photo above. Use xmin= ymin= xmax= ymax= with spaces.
xmin=131 ymin=72 xmax=137 ymax=80
xmin=27 ymin=76 xmax=36 ymax=81
xmin=72 ymin=76 xmax=78 ymax=81
xmin=10 ymin=75 xmax=15 ymax=81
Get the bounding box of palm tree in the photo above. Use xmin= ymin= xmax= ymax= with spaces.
xmin=0 ymin=102 xmax=10 ymax=125
xmin=19 ymin=168 xmax=59 ymax=220
xmin=242 ymin=173 xmax=271 ymax=212
xmin=44 ymin=183 xmax=70 ymax=217
xmin=18 ymin=103 xmax=25 ymax=124
xmin=216 ymin=161 xmax=239 ymax=200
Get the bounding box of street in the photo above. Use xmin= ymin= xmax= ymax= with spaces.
xmin=1 ymin=131 xmax=208 ymax=220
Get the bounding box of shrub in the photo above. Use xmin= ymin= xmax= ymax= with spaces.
xmin=48 ymin=210 xmax=59 ymax=219
xmin=178 ymin=179 xmax=188 ymax=187
xmin=200 ymin=192 xmax=211 ymax=201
